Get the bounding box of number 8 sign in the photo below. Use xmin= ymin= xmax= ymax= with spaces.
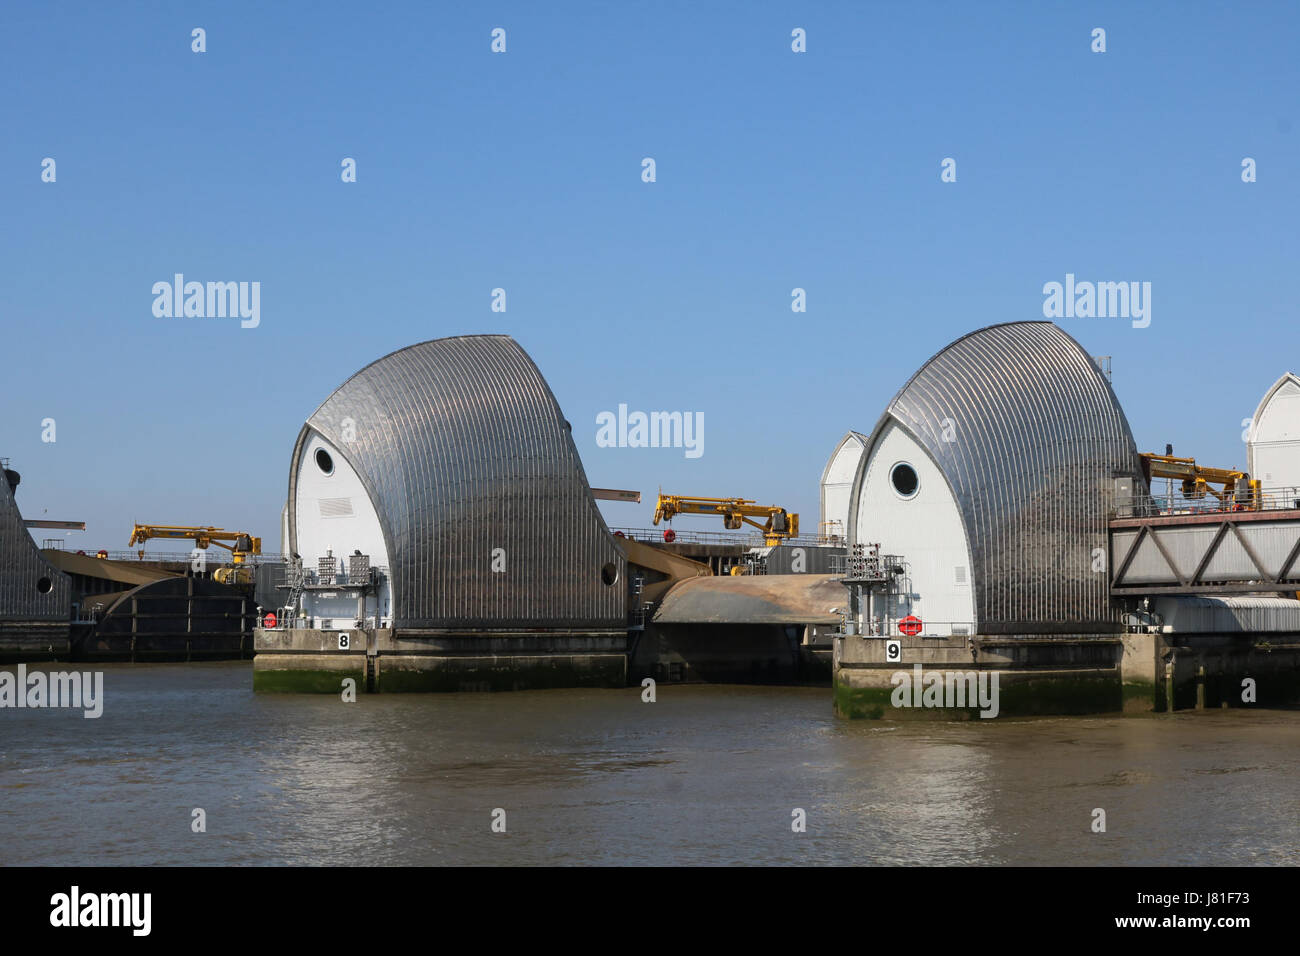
xmin=338 ymin=632 xmax=351 ymax=650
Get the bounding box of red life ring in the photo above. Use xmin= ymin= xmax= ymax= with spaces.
xmin=663 ymin=529 xmax=676 ymax=543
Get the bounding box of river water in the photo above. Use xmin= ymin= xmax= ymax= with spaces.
xmin=1 ymin=663 xmax=1296 ymax=866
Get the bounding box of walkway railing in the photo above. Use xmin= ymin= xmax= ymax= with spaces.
xmin=50 ymin=549 xmax=289 ymax=564
xmin=609 ymin=526 xmax=845 ymax=548
xmin=1113 ymin=486 xmax=1300 ymax=519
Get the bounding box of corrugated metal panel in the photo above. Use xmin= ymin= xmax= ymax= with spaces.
xmin=763 ymin=545 xmax=845 ymax=574
xmin=1111 ymin=521 xmax=1300 ymax=588
xmin=254 ymin=561 xmax=286 ymax=611
xmin=1155 ymin=595 xmax=1300 ymax=633
xmin=289 ymin=336 xmax=625 ymax=630
xmin=1241 ymin=524 xmax=1300 ymax=577
xmin=0 ymin=468 xmax=71 ymax=621
xmin=1109 ymin=530 xmax=1172 ymax=585
xmin=873 ymin=322 xmax=1145 ymax=634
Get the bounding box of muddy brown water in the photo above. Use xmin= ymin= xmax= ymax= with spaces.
xmin=1 ymin=663 xmax=1296 ymax=865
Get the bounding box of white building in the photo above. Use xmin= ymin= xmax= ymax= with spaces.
xmin=1247 ymin=372 xmax=1300 ymax=490
xmin=835 ymin=321 xmax=1146 ymax=637
xmin=819 ymin=431 xmax=867 ymax=542
xmin=282 ymin=334 xmax=625 ymax=634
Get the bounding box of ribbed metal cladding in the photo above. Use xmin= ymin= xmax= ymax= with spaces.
xmin=289 ymin=335 xmax=626 ymax=630
xmin=0 ymin=469 xmax=71 ymax=621
xmin=884 ymin=321 xmax=1145 ymax=634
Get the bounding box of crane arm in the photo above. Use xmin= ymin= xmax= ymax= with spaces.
xmin=1139 ymin=454 xmax=1260 ymax=507
xmin=652 ymin=494 xmax=799 ymax=544
xmin=128 ymin=524 xmax=262 ymax=560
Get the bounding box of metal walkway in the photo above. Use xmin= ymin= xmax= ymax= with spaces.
xmin=1110 ymin=506 xmax=1300 ymax=595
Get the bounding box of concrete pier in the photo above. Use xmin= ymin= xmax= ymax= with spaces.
xmin=833 ymin=633 xmax=1125 ymax=719
xmin=832 ymin=630 xmax=1300 ymax=718
xmin=0 ymin=621 xmax=70 ymax=662
xmin=253 ymin=627 xmax=628 ymax=693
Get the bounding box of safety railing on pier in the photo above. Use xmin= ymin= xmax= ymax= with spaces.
xmin=45 ymin=547 xmax=289 ymax=565
xmin=1112 ymin=486 xmax=1300 ymax=519
xmin=833 ymin=620 xmax=976 ymax=638
xmin=608 ymin=526 xmax=846 ymax=548
xmin=283 ymin=562 xmax=388 ymax=588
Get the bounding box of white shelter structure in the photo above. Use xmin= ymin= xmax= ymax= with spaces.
xmin=837 ymin=321 xmax=1146 ymax=637
xmin=819 ymin=432 xmax=867 ymax=543
xmin=1247 ymin=372 xmax=1300 ymax=490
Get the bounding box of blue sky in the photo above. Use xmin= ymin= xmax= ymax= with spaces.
xmin=2 ymin=1 xmax=1297 ymax=549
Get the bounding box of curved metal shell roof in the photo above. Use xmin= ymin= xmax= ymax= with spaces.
xmin=289 ymin=335 xmax=625 ymax=630
xmin=1247 ymin=371 xmax=1300 ymax=444
xmin=1248 ymin=371 xmax=1300 ymax=433
xmin=819 ymin=431 xmax=869 ymax=486
xmin=860 ymin=321 xmax=1145 ymax=634
xmin=0 ymin=467 xmax=70 ymax=622
xmin=653 ymin=575 xmax=846 ymax=625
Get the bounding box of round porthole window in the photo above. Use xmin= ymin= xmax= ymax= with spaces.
xmin=601 ymin=562 xmax=619 ymax=587
xmin=315 ymin=448 xmax=334 ymax=475
xmin=890 ymin=462 xmax=919 ymax=499
xmin=37 ymin=577 xmax=52 ymax=594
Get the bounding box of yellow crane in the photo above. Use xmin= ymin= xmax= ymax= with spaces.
xmin=1139 ymin=453 xmax=1261 ymax=509
xmin=129 ymin=524 xmax=262 ymax=560
xmin=128 ymin=524 xmax=262 ymax=584
xmin=652 ymin=493 xmax=799 ymax=546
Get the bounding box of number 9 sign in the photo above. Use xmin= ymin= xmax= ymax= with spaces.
xmin=885 ymin=639 xmax=901 ymax=663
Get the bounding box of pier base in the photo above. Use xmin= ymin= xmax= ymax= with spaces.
xmin=833 ymin=630 xmax=1300 ymax=718
xmin=253 ymin=628 xmax=628 ymax=693
xmin=0 ymin=621 xmax=71 ymax=662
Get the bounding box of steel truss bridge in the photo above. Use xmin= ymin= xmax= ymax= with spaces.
xmin=1110 ymin=503 xmax=1300 ymax=596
